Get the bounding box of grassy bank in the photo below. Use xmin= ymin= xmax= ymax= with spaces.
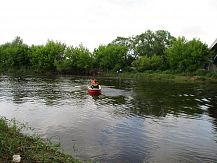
xmin=101 ymin=70 xmax=217 ymax=83
xmin=1 ymin=68 xmax=217 ymax=83
xmin=0 ymin=117 xmax=79 ymax=162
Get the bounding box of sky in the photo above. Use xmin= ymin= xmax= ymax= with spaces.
xmin=0 ymin=0 xmax=217 ymax=51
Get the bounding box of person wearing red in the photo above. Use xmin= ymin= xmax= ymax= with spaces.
xmin=90 ymin=79 xmax=99 ymax=89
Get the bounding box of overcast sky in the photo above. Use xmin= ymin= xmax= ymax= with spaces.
xmin=1 ymin=0 xmax=217 ymax=50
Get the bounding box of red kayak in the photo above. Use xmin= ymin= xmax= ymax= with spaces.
xmin=88 ymin=85 xmax=101 ymax=96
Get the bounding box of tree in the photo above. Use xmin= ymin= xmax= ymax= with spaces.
xmin=132 ymin=55 xmax=164 ymax=71
xmin=0 ymin=36 xmax=30 ymax=70
xmin=165 ymin=37 xmax=212 ymax=72
xmin=54 ymin=46 xmax=74 ymax=72
xmin=29 ymin=40 xmax=66 ymax=71
xmin=133 ymin=30 xmax=175 ymax=57
xmin=111 ymin=36 xmax=137 ymax=65
xmin=72 ymin=44 xmax=93 ymax=71
xmin=94 ymin=44 xmax=128 ymax=71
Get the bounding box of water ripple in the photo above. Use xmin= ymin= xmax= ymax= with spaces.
xmin=0 ymin=75 xmax=217 ymax=162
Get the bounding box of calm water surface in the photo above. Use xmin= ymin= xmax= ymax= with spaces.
xmin=0 ymin=74 xmax=217 ymax=162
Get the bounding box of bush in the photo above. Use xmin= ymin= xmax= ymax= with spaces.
xmin=132 ymin=55 xmax=164 ymax=71
xmin=165 ymin=37 xmax=212 ymax=72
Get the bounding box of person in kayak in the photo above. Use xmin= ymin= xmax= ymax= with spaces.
xmin=90 ymin=79 xmax=99 ymax=89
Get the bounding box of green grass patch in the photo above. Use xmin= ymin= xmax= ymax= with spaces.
xmin=0 ymin=117 xmax=79 ymax=162
xmin=101 ymin=70 xmax=217 ymax=83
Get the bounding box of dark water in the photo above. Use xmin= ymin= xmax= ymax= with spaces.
xmin=0 ymin=74 xmax=217 ymax=163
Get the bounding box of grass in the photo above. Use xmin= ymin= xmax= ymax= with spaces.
xmin=0 ymin=117 xmax=79 ymax=162
xmin=101 ymin=70 xmax=217 ymax=83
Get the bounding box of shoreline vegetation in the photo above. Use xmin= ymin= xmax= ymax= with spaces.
xmin=2 ymin=68 xmax=217 ymax=83
xmin=0 ymin=30 xmax=215 ymax=80
xmin=103 ymin=71 xmax=217 ymax=83
xmin=0 ymin=117 xmax=79 ymax=162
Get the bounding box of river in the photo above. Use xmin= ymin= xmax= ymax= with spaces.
xmin=0 ymin=74 xmax=217 ymax=162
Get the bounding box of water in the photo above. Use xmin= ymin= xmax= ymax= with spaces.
xmin=0 ymin=74 xmax=217 ymax=162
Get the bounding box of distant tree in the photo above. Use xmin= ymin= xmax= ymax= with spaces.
xmin=0 ymin=32 xmax=212 ymax=74
xmin=29 ymin=45 xmax=45 ymax=70
xmin=44 ymin=40 xmax=66 ymax=70
xmin=110 ymin=36 xmax=136 ymax=65
xmin=54 ymin=46 xmax=74 ymax=72
xmin=72 ymin=44 xmax=93 ymax=71
xmin=12 ymin=36 xmax=23 ymax=44
xmin=0 ymin=36 xmax=30 ymax=70
xmin=133 ymin=30 xmax=175 ymax=57
xmin=111 ymin=36 xmax=133 ymax=48
xmin=132 ymin=55 xmax=164 ymax=71
xmin=165 ymin=37 xmax=212 ymax=72
xmin=29 ymin=40 xmax=66 ymax=71
xmin=94 ymin=44 xmax=128 ymax=71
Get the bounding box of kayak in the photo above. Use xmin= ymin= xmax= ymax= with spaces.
xmin=88 ymin=85 xmax=101 ymax=95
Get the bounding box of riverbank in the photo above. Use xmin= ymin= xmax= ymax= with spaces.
xmin=1 ymin=69 xmax=217 ymax=83
xmin=101 ymin=70 xmax=217 ymax=83
xmin=0 ymin=117 xmax=79 ymax=162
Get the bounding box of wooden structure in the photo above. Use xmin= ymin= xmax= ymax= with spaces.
xmin=208 ymin=39 xmax=217 ymax=71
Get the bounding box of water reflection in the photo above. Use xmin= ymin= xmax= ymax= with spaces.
xmin=94 ymin=79 xmax=211 ymax=119
xmin=2 ymin=75 xmax=88 ymax=105
xmin=207 ymin=96 xmax=217 ymax=136
xmin=0 ymin=75 xmax=217 ymax=162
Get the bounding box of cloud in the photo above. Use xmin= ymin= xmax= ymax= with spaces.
xmin=0 ymin=0 xmax=217 ymax=49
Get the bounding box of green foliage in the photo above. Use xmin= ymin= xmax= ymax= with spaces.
xmin=0 ymin=37 xmax=30 ymax=70
xmin=132 ymin=55 xmax=164 ymax=71
xmin=54 ymin=46 xmax=74 ymax=72
xmin=165 ymin=37 xmax=212 ymax=72
xmin=0 ymin=117 xmax=79 ymax=162
xmin=29 ymin=40 xmax=66 ymax=71
xmin=111 ymin=36 xmax=135 ymax=57
xmin=111 ymin=36 xmax=133 ymax=48
xmin=111 ymin=30 xmax=175 ymax=59
xmin=0 ymin=32 xmax=214 ymax=74
xmin=94 ymin=44 xmax=128 ymax=71
xmin=72 ymin=44 xmax=93 ymax=70
xmin=29 ymin=45 xmax=46 ymax=70
xmin=133 ymin=30 xmax=175 ymax=57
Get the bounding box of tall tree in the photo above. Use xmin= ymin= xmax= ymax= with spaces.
xmin=54 ymin=46 xmax=74 ymax=72
xmin=72 ymin=44 xmax=93 ymax=71
xmin=94 ymin=44 xmax=128 ymax=71
xmin=0 ymin=36 xmax=30 ymax=70
xmin=165 ymin=37 xmax=212 ymax=72
xmin=111 ymin=36 xmax=136 ymax=63
xmin=133 ymin=30 xmax=175 ymax=57
xmin=29 ymin=40 xmax=66 ymax=71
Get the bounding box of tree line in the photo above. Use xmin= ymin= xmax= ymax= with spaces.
xmin=0 ymin=30 xmax=213 ymax=74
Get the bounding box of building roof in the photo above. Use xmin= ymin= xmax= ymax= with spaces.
xmin=209 ymin=38 xmax=217 ymax=50
xmin=210 ymin=38 xmax=217 ymax=64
